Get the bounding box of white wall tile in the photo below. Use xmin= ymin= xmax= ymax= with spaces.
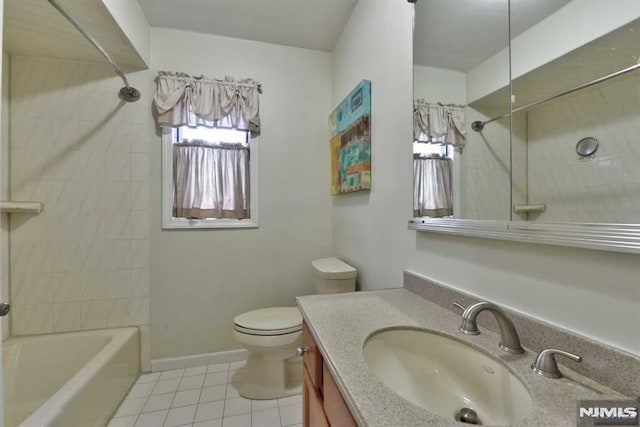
xmin=78 ymin=151 xmax=107 ymax=181
xmin=131 ymin=153 xmax=149 ymax=182
xmin=131 ymin=268 xmax=149 ymax=297
xmin=11 ymin=272 xmax=54 ymax=304
xmin=131 ymin=212 xmax=149 ymax=240
xmin=107 ymin=269 xmax=132 ymax=299
xmin=11 ymin=303 xmax=54 ymax=335
xmin=81 ymin=300 xmax=108 ymax=330
xmin=106 ymin=240 xmax=132 ymax=270
xmin=127 ymin=297 xmax=150 ymax=325
xmin=53 ymin=301 xmax=82 ymax=331
xmin=106 ymin=298 xmax=131 ymax=328
xmin=527 ymin=74 xmax=640 ymax=222
xmin=107 ymin=151 xmax=132 ymax=182
xmin=106 ymin=211 xmax=132 ymax=240
xmin=11 ymin=239 xmax=54 ymax=274
xmin=106 ymin=123 xmax=133 ymax=153
xmin=8 ymin=58 xmax=148 ymax=358
xmin=53 ymin=272 xmax=82 ymax=302
xmin=131 ymin=182 xmax=149 ymax=211
xmin=131 ymin=239 xmax=148 ymax=268
xmin=82 ymin=270 xmax=108 ymax=300
xmin=107 ymin=182 xmax=133 ymax=210
xmin=131 ymin=124 xmax=149 ymax=153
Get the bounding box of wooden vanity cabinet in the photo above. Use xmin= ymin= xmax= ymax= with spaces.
xmin=302 ymin=322 xmax=357 ymax=427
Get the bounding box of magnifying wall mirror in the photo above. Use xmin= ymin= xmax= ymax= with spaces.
xmin=410 ymin=0 xmax=640 ymax=254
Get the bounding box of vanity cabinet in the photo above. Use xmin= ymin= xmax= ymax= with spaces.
xmin=302 ymin=322 xmax=357 ymax=427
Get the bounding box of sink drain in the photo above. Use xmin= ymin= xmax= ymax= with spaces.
xmin=455 ymin=407 xmax=481 ymax=425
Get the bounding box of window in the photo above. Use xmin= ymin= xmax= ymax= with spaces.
xmin=162 ymin=126 xmax=259 ymax=229
xmin=412 ymin=141 xmax=451 ymax=158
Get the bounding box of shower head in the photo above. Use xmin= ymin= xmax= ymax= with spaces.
xmin=119 ymin=86 xmax=141 ymax=102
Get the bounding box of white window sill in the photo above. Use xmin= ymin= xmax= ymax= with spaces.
xmin=162 ymin=218 xmax=259 ymax=229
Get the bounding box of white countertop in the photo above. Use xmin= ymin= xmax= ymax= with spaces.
xmin=297 ymin=288 xmax=623 ymax=427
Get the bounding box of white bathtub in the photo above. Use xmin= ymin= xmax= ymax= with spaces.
xmin=3 ymin=327 xmax=140 ymax=427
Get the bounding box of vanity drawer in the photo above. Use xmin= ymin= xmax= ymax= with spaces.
xmin=302 ymin=322 xmax=323 ymax=391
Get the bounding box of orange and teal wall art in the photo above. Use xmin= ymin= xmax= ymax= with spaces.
xmin=329 ymin=80 xmax=371 ymax=195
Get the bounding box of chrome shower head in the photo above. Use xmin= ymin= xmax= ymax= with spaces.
xmin=119 ymin=86 xmax=141 ymax=102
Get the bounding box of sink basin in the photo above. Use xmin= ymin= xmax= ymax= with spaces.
xmin=363 ymin=328 xmax=533 ymax=425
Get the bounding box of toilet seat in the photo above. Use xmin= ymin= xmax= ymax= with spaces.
xmin=234 ymin=307 xmax=302 ymax=336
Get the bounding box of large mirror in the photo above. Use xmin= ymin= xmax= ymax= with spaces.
xmin=410 ymin=0 xmax=640 ymax=253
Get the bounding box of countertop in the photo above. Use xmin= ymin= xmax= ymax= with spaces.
xmin=296 ymin=288 xmax=625 ymax=427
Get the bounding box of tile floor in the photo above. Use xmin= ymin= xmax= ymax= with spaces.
xmin=108 ymin=361 xmax=303 ymax=427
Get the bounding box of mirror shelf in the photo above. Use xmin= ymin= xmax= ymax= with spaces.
xmin=408 ymin=219 xmax=640 ymax=255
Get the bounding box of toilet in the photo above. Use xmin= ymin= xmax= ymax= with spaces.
xmin=233 ymin=257 xmax=357 ymax=399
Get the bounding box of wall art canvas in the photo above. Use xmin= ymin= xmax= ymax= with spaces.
xmin=329 ymin=80 xmax=371 ymax=195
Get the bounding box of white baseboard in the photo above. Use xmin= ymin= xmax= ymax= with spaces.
xmin=151 ymin=348 xmax=248 ymax=372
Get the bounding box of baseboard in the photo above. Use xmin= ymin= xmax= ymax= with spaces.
xmin=151 ymin=348 xmax=248 ymax=372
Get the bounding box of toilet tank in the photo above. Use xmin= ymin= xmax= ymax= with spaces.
xmin=311 ymin=257 xmax=357 ymax=294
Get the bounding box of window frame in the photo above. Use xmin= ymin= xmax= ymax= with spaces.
xmin=161 ymin=127 xmax=259 ymax=229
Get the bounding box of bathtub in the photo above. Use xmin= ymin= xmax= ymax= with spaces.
xmin=3 ymin=327 xmax=140 ymax=427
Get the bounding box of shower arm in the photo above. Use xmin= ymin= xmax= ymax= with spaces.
xmin=47 ymin=0 xmax=140 ymax=102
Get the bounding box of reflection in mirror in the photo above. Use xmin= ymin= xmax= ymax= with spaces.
xmin=414 ymin=0 xmax=640 ymax=225
xmin=508 ymin=4 xmax=640 ymax=224
xmin=413 ymin=0 xmax=512 ymax=221
xmin=411 ymin=1 xmax=640 ymax=253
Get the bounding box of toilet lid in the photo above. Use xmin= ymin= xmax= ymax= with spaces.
xmin=233 ymin=307 xmax=302 ymax=336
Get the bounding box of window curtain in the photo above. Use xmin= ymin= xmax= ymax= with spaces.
xmin=413 ymin=156 xmax=453 ymax=217
xmin=173 ymin=141 xmax=249 ymax=219
xmin=154 ymin=71 xmax=262 ymax=137
xmin=414 ymin=100 xmax=466 ymax=147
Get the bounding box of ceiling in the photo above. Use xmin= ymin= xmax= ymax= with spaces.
xmin=135 ymin=0 xmax=572 ymax=67
xmin=1 ymin=0 xmax=607 ymax=81
xmin=414 ymin=0 xmax=573 ymax=72
xmin=136 ymin=0 xmax=358 ymax=52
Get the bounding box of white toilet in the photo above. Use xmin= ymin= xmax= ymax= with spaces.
xmin=233 ymin=257 xmax=357 ymax=399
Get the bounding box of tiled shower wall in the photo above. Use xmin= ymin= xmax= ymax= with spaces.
xmin=525 ymin=73 xmax=640 ymax=223
xmin=7 ymin=56 xmax=151 ymax=366
xmin=458 ymin=107 xmax=511 ymax=220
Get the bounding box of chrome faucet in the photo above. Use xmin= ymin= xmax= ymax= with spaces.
xmin=530 ymin=348 xmax=582 ymax=378
xmin=458 ymin=301 xmax=524 ymax=354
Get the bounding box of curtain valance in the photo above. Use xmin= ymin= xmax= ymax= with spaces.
xmin=414 ymin=100 xmax=466 ymax=147
xmin=154 ymin=71 xmax=262 ymax=137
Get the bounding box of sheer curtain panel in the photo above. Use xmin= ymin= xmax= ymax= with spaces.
xmin=173 ymin=142 xmax=250 ymax=219
xmin=413 ymin=157 xmax=453 ymax=217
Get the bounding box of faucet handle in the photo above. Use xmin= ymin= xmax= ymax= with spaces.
xmin=531 ymin=348 xmax=582 ymax=379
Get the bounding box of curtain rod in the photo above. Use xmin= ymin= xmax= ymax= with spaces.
xmin=160 ymin=74 xmax=263 ymax=94
xmin=471 ymin=61 xmax=640 ymax=132
xmin=415 ymin=100 xmax=465 ymax=109
xmin=47 ymin=0 xmax=141 ymax=102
